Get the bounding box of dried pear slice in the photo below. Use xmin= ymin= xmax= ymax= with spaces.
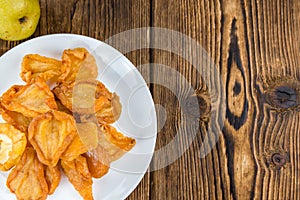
xmin=45 ymin=165 xmax=61 ymax=195
xmin=20 ymin=54 xmax=62 ymax=83
xmin=59 ymin=48 xmax=98 ymax=83
xmin=0 ymin=104 xmax=32 ymax=133
xmin=28 ymin=110 xmax=76 ymax=167
xmin=98 ymin=124 xmax=136 ymax=161
xmin=0 ymin=123 xmax=27 ymax=171
xmin=53 ymin=79 xmax=112 ymax=114
xmin=94 ymin=93 xmax=122 ymax=124
xmin=61 ymin=155 xmax=94 ymax=200
xmin=6 ymin=147 xmax=48 ymax=200
xmin=0 ymin=78 xmax=58 ymax=118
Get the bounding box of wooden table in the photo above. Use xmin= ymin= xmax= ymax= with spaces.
xmin=0 ymin=0 xmax=299 ymax=199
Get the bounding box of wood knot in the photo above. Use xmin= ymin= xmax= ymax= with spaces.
xmin=264 ymin=77 xmax=300 ymax=111
xmin=267 ymin=86 xmax=298 ymax=108
xmin=265 ymin=150 xmax=289 ymax=170
xmin=271 ymin=153 xmax=286 ymax=167
xmin=185 ymin=88 xmax=211 ymax=122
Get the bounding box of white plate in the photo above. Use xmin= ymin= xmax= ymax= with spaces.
xmin=0 ymin=34 xmax=157 ymax=200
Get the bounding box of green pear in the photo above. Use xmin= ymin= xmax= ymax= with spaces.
xmin=0 ymin=0 xmax=40 ymax=41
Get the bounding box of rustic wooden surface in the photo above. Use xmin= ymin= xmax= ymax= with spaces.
xmin=0 ymin=0 xmax=299 ymax=199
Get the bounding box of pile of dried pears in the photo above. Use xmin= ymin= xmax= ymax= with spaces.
xmin=0 ymin=48 xmax=136 ymax=200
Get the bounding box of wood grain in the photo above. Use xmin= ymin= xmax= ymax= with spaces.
xmin=246 ymin=0 xmax=300 ymax=199
xmin=151 ymin=0 xmax=299 ymax=199
xmin=151 ymin=0 xmax=232 ymax=199
xmin=0 ymin=0 xmax=299 ymax=199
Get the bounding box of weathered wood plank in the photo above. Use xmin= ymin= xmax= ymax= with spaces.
xmin=151 ymin=0 xmax=231 ymax=199
xmin=219 ymin=0 xmax=257 ymax=198
xmin=244 ymin=0 xmax=300 ymax=199
xmin=151 ymin=0 xmax=300 ymax=199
